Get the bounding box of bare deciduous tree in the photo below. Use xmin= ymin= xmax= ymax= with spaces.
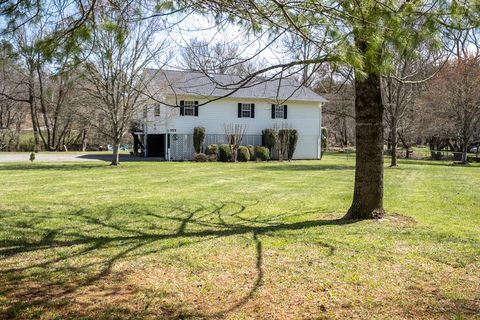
xmin=316 ymin=69 xmax=355 ymax=148
xmin=179 ymin=38 xmax=257 ymax=76
xmin=81 ymin=3 xmax=168 ymax=165
xmin=382 ymin=55 xmax=420 ymax=167
xmin=0 ymin=42 xmax=27 ymax=150
xmin=422 ymin=56 xmax=480 ymax=163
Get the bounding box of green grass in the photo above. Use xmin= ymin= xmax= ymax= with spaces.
xmin=0 ymin=154 xmax=479 ymax=319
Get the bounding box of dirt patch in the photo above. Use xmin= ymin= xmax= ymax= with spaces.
xmin=379 ymin=212 xmax=417 ymax=227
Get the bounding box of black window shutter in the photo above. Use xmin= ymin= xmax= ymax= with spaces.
xmin=238 ymin=103 xmax=242 ymax=118
xmin=283 ymin=105 xmax=288 ymax=119
xmin=251 ymin=103 xmax=255 ymax=118
xmin=194 ymin=101 xmax=199 ymax=116
xmin=271 ymin=104 xmax=275 ymax=119
xmin=180 ymin=100 xmax=184 ymax=116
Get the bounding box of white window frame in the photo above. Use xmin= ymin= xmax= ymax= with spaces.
xmin=275 ymin=105 xmax=285 ymax=119
xmin=183 ymin=101 xmax=196 ymax=116
xmin=241 ymin=103 xmax=252 ymax=118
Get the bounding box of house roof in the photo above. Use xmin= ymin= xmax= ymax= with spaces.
xmin=145 ymin=69 xmax=327 ymax=103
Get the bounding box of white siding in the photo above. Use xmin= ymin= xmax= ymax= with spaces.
xmin=142 ymin=96 xmax=322 ymax=159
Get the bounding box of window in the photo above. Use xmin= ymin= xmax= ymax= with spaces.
xmin=238 ymin=103 xmax=255 ymax=118
xmin=184 ymin=106 xmax=195 ymax=116
xmin=154 ymin=104 xmax=160 ymax=117
xmin=275 ymin=105 xmax=285 ymax=118
xmin=242 ymin=104 xmax=252 ymax=118
xmin=180 ymin=100 xmax=197 ymax=116
xmin=272 ymin=104 xmax=287 ymax=119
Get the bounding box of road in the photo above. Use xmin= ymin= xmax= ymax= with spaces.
xmin=0 ymin=152 xmax=162 ymax=163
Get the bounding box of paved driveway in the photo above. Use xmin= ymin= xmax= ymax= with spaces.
xmin=0 ymin=152 xmax=162 ymax=163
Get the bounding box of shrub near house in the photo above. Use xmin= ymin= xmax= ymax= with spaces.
xmin=255 ymin=146 xmax=270 ymax=161
xmin=219 ymin=144 xmax=233 ymax=162
xmin=191 ymin=124 xmax=297 ymax=163
xmin=206 ymin=144 xmax=218 ymax=161
xmin=194 ymin=153 xmax=208 ymax=162
xmin=287 ymin=129 xmax=298 ymax=160
xmin=237 ymin=146 xmax=250 ymax=162
xmin=246 ymin=145 xmax=254 ymax=160
xmin=193 ymin=127 xmax=205 ymax=153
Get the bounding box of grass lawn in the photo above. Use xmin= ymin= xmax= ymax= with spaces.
xmin=0 ymin=154 xmax=479 ymax=319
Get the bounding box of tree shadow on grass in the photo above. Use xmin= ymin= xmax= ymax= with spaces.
xmin=76 ymin=154 xmax=163 ymax=162
xmin=0 ymin=202 xmax=354 ymax=319
xmin=0 ymin=163 xmax=107 ymax=171
xmin=395 ymin=158 xmax=480 ymax=168
xmin=256 ymin=163 xmax=355 ymax=171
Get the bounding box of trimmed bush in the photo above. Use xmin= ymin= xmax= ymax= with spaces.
xmin=194 ymin=153 xmax=208 ymax=162
xmin=287 ymin=129 xmax=298 ymax=160
xmin=278 ymin=129 xmax=290 ymax=161
xmin=262 ymin=129 xmax=276 ymax=152
xmin=193 ymin=127 xmax=206 ymax=153
xmin=218 ymin=144 xmax=233 ymax=162
xmin=238 ymin=146 xmax=250 ymax=162
xmin=255 ymin=146 xmax=270 ymax=161
xmin=206 ymin=144 xmax=218 ymax=155
xmin=246 ymin=145 xmax=254 ymax=160
xmin=206 ymin=144 xmax=218 ymax=161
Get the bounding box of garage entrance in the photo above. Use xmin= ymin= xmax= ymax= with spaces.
xmin=146 ymin=134 xmax=166 ymax=157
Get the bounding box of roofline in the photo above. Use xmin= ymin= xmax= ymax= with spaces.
xmin=162 ymin=92 xmax=327 ymax=103
xmin=145 ymin=68 xmax=328 ymax=103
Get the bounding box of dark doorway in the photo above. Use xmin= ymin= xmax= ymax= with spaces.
xmin=147 ymin=134 xmax=165 ymax=157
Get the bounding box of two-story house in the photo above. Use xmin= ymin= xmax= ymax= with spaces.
xmin=136 ymin=69 xmax=327 ymax=160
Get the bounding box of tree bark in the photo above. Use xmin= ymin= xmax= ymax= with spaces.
xmin=81 ymin=128 xmax=88 ymax=152
xmin=14 ymin=120 xmax=21 ymax=151
xmin=36 ymin=64 xmax=54 ymax=151
xmin=111 ymin=141 xmax=121 ymax=165
xmin=461 ymin=144 xmax=468 ymax=164
xmin=390 ymin=122 xmax=398 ymax=167
xmin=344 ymin=72 xmax=385 ymax=219
xmin=27 ymin=66 xmax=41 ymax=153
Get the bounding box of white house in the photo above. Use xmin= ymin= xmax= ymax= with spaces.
xmin=136 ymin=69 xmax=327 ymax=160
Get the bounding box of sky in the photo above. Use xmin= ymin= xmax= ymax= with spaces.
xmin=159 ymin=11 xmax=290 ymax=72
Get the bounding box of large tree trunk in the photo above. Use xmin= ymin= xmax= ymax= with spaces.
xmin=344 ymin=72 xmax=385 ymax=220
xmin=390 ymin=121 xmax=398 ymax=167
